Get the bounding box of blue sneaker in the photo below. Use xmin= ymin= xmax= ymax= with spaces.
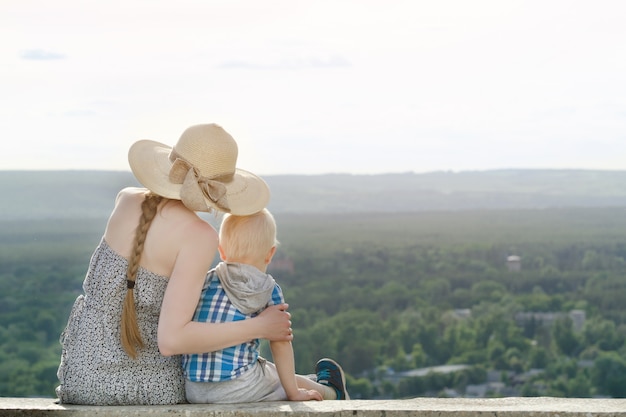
xmin=315 ymin=358 xmax=350 ymax=400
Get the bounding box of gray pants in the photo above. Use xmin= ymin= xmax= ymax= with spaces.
xmin=186 ymin=358 xmax=287 ymax=403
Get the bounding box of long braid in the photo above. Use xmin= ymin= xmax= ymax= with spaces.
xmin=121 ymin=192 xmax=163 ymax=358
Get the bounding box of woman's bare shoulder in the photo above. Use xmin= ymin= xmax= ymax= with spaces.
xmin=159 ymin=201 xmax=218 ymax=237
xmin=115 ymin=186 xmax=148 ymax=203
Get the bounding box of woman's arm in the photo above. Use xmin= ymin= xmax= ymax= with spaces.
xmin=156 ymin=221 xmax=292 ymax=356
xmin=160 ymin=307 xmax=292 ymax=356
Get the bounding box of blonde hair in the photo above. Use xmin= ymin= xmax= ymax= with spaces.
xmin=219 ymin=208 xmax=278 ymax=262
xmin=121 ymin=192 xmax=162 ymax=358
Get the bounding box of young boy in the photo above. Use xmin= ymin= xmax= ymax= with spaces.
xmin=182 ymin=208 xmax=349 ymax=403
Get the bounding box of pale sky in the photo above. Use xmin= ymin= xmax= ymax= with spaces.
xmin=1 ymin=0 xmax=625 ymax=175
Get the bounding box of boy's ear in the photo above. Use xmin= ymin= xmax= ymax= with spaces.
xmin=218 ymin=245 xmax=227 ymax=261
xmin=265 ymin=246 xmax=277 ymax=265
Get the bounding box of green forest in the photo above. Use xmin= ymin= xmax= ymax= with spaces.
xmin=2 ymin=207 xmax=626 ymax=399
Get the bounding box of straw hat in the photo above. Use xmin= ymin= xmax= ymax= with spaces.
xmin=128 ymin=123 xmax=269 ymax=215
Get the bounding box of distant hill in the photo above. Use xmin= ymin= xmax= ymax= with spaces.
xmin=1 ymin=169 xmax=626 ymax=220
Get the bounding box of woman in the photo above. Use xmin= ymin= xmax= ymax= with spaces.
xmin=56 ymin=123 xmax=292 ymax=405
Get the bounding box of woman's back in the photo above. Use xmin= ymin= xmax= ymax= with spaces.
xmin=56 ymin=239 xmax=186 ymax=404
xmin=56 ymin=187 xmax=217 ymax=405
xmin=104 ymin=187 xmax=210 ymax=278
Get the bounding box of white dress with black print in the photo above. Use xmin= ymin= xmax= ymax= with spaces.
xmin=56 ymin=239 xmax=186 ymax=405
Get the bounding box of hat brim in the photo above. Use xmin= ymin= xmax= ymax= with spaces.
xmin=128 ymin=139 xmax=270 ymax=215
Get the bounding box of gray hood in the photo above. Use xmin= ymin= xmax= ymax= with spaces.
xmin=215 ymin=262 xmax=276 ymax=314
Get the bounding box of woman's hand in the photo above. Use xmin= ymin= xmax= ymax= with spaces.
xmin=257 ymin=303 xmax=292 ymax=341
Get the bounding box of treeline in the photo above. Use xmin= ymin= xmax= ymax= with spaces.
xmin=0 ymin=218 xmax=105 ymax=397
xmin=270 ymin=209 xmax=626 ymax=398
xmin=1 ymin=208 xmax=626 ymax=398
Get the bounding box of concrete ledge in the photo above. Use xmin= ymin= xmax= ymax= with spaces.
xmin=2 ymin=397 xmax=626 ymax=417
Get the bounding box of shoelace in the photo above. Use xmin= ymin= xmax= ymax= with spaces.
xmin=317 ymin=369 xmax=331 ymax=382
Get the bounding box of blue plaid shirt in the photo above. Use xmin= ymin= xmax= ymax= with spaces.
xmin=182 ymin=269 xmax=285 ymax=382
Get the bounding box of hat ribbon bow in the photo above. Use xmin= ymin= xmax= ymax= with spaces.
xmin=169 ymin=157 xmax=231 ymax=212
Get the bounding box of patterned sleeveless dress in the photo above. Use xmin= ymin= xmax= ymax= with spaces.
xmin=56 ymin=239 xmax=186 ymax=405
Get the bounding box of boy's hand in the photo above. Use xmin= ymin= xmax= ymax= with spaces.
xmin=288 ymin=388 xmax=323 ymax=401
